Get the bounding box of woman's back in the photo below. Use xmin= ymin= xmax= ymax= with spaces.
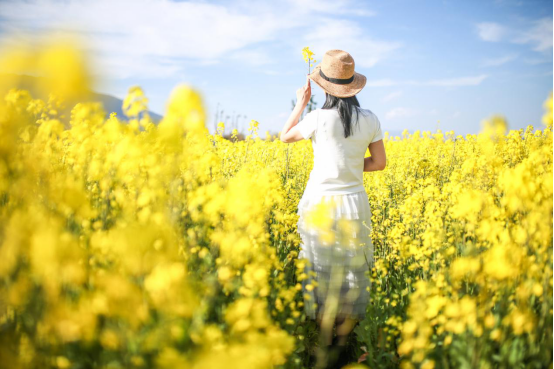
xmin=289 ymin=50 xmax=387 ymax=364
xmin=296 ymin=106 xmax=383 ymax=195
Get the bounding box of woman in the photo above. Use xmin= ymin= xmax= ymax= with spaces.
xmin=280 ymin=49 xmax=386 ymax=368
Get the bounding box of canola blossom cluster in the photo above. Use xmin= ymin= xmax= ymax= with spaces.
xmin=301 ymin=47 xmax=316 ymax=75
xmin=0 ymin=41 xmax=552 ymax=369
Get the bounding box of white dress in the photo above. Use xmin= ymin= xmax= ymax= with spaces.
xmin=293 ymin=106 xmax=384 ymax=320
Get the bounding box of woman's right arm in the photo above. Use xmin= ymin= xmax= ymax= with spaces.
xmin=363 ymin=140 xmax=386 ymax=172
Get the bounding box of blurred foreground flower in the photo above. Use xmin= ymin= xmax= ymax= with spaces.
xmin=0 ymin=36 xmax=92 ymax=102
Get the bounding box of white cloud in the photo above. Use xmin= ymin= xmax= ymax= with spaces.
xmin=512 ymin=17 xmax=553 ymax=52
xmin=380 ymin=90 xmax=403 ymax=103
xmin=385 ymin=107 xmax=418 ymax=120
xmin=523 ymin=57 xmax=552 ymax=65
xmin=0 ymin=1 xmax=282 ymax=58
xmin=368 ymin=75 xmax=487 ymax=87
xmin=0 ymin=0 xmax=284 ymax=78
xmin=480 ymin=54 xmax=518 ymax=67
xmin=228 ymin=49 xmax=272 ymax=66
xmin=0 ymin=0 xmax=394 ymax=79
xmin=283 ymin=0 xmax=376 ymax=17
xmin=476 ymin=22 xmax=505 ymax=42
xmin=95 ymin=54 xmax=185 ymax=80
xmin=425 ymin=74 xmax=488 ymax=86
xmin=476 ymin=17 xmax=553 ymax=54
xmin=303 ymin=19 xmax=403 ymax=68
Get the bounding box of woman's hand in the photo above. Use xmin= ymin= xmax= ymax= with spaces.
xmin=296 ymin=77 xmax=311 ymax=108
xmin=281 ymin=77 xmax=311 ymax=143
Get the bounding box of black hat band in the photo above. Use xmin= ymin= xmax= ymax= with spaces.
xmin=319 ymin=69 xmax=354 ymax=85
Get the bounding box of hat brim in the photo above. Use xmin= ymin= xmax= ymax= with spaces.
xmin=308 ymin=64 xmax=366 ymax=98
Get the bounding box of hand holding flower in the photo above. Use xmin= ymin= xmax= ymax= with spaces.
xmin=296 ymin=77 xmax=311 ymax=108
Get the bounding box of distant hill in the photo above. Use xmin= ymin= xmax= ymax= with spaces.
xmin=0 ymin=73 xmax=163 ymax=123
xmin=90 ymin=90 xmax=163 ymax=123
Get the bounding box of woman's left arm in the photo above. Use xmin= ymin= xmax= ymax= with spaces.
xmin=280 ymin=78 xmax=311 ymax=143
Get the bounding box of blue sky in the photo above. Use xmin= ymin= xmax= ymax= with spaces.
xmin=0 ymin=0 xmax=552 ymax=136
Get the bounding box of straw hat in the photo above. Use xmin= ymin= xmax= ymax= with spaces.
xmin=308 ymin=49 xmax=366 ymax=98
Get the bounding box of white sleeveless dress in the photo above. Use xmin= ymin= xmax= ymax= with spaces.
xmin=293 ymin=106 xmax=383 ymax=321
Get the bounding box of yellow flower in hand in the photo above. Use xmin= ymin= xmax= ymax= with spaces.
xmin=301 ymin=47 xmax=316 ymax=74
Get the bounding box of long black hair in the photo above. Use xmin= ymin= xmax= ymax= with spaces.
xmin=321 ymin=93 xmax=362 ymax=138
